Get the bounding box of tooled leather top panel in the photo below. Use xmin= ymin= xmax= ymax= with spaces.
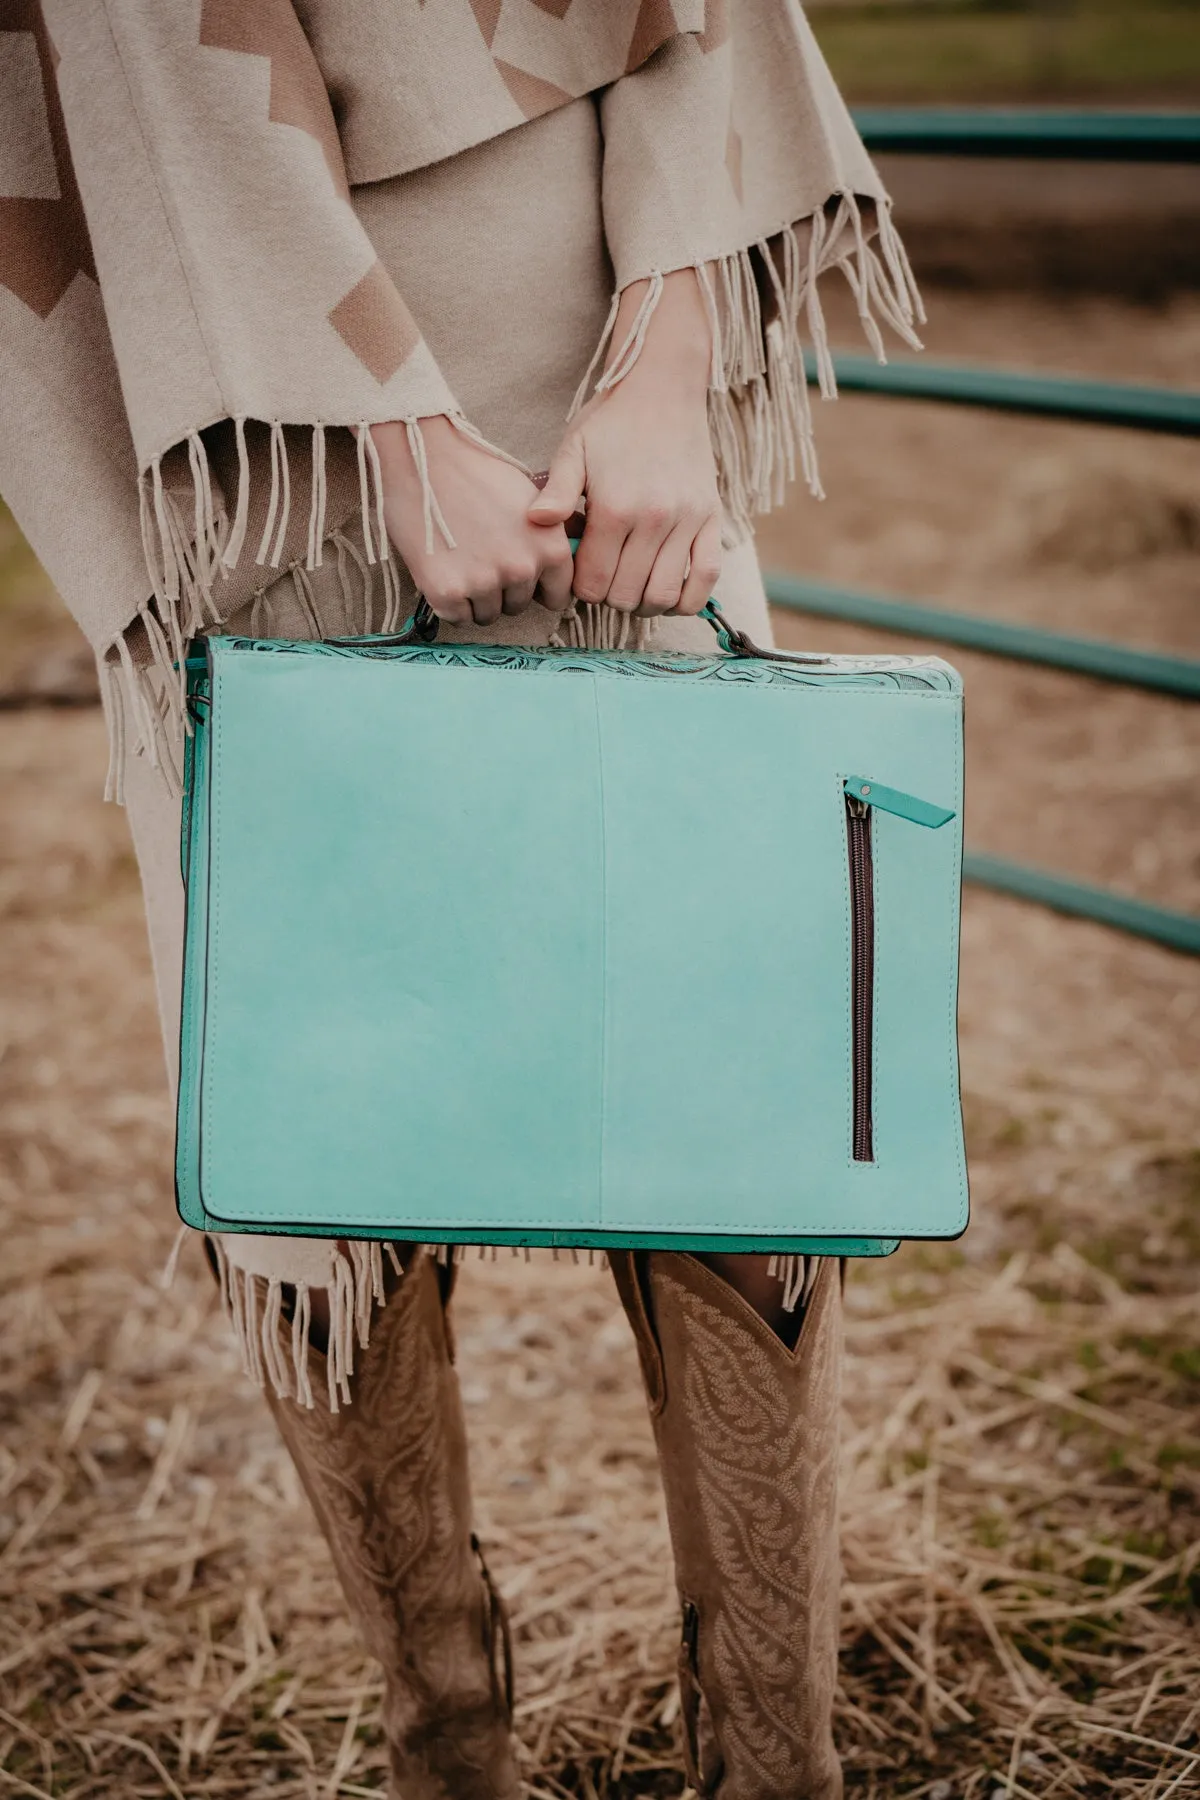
xmin=213 ymin=637 xmax=963 ymax=694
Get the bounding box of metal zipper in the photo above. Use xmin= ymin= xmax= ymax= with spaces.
xmin=678 ymin=1600 xmax=702 ymax=1783
xmin=845 ymin=794 xmax=875 ymax=1164
xmin=841 ymin=775 xmax=954 ymax=1163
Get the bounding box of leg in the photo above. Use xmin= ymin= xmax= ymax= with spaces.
xmin=207 ymin=1245 xmax=519 ymax=1800
xmin=262 ymin=1252 xmax=519 ymax=1800
xmin=611 ymin=1251 xmax=844 ymax=1800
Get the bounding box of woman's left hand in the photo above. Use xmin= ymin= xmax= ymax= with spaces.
xmin=528 ymin=269 xmax=722 ymax=617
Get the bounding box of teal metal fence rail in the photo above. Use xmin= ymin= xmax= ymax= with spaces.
xmin=764 ymin=109 xmax=1200 ymax=955
xmin=801 ymin=351 xmax=1200 ymax=437
xmin=765 ymin=572 xmax=1200 ymax=702
xmin=850 ymin=108 xmax=1200 ymax=163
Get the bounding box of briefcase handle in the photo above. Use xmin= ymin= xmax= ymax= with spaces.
xmin=370 ymin=591 xmax=833 ymax=669
xmin=333 ymin=468 xmax=833 ymax=667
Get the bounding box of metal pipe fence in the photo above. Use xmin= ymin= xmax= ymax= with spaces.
xmin=850 ymin=108 xmax=1200 ymax=163
xmin=763 ymin=108 xmax=1200 ymax=954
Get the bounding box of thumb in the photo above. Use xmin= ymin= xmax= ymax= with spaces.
xmin=528 ymin=434 xmax=585 ymax=525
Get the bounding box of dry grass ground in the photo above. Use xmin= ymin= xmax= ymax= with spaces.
xmin=1 ymin=288 xmax=1199 ymax=1798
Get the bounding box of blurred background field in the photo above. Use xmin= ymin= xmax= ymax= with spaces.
xmin=2 ymin=4 xmax=1199 ymax=1797
xmin=811 ymin=0 xmax=1200 ymax=106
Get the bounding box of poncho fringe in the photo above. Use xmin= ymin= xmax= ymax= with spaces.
xmin=197 ymin=1232 xmax=819 ymax=1409
xmin=572 ymin=191 xmax=924 ymax=531
xmin=105 ymin=189 xmax=922 ymax=800
xmin=103 ymin=412 xmax=530 ymax=802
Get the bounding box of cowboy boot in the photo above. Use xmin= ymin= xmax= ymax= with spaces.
xmin=610 ymin=1252 xmax=844 ymax=1800
xmin=263 ymin=1248 xmax=520 ymax=1800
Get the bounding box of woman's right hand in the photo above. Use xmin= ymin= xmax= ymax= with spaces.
xmin=371 ymin=416 xmax=575 ymax=626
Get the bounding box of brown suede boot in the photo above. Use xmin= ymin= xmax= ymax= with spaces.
xmin=264 ymin=1248 xmax=520 ymax=1800
xmin=610 ymin=1252 xmax=844 ymax=1800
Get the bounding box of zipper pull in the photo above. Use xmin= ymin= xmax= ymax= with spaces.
xmin=844 ymin=775 xmax=955 ymax=829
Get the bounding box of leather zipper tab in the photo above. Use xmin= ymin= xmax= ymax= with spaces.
xmin=845 ymin=795 xmax=875 ymax=1163
xmin=843 ymin=776 xmax=955 ymax=830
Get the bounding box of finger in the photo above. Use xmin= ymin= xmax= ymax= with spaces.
xmin=571 ymin=503 xmax=629 ymax=606
xmin=678 ymin=515 xmax=723 ymax=616
xmin=534 ymin=535 xmax=576 ymax=614
xmin=423 ymin=583 xmax=473 ymax=626
xmin=637 ymin=522 xmax=693 ymax=617
xmin=527 ymin=434 xmax=586 ymax=526
xmin=468 ymin=583 xmax=504 ymax=628
xmin=608 ymin=523 xmax=665 ymax=614
xmin=502 ymin=578 xmax=537 ymax=616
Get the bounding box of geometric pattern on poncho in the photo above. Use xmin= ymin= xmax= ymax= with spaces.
xmin=0 ymin=0 xmax=97 ymax=317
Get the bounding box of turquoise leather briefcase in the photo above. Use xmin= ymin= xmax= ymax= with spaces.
xmin=176 ymin=605 xmax=967 ymax=1255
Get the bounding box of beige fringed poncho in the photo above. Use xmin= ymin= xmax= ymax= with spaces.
xmin=0 ymin=0 xmax=922 ymax=797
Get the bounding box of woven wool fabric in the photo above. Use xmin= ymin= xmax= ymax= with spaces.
xmin=0 ymin=0 xmax=922 ymax=797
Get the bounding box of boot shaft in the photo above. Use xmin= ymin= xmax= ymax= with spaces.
xmin=612 ymin=1251 xmax=845 ymax=1800
xmin=264 ymin=1249 xmax=520 ymax=1800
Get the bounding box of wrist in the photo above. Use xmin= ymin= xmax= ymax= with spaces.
xmin=606 ymin=270 xmax=711 ymax=396
xmin=369 ymin=414 xmax=460 ymax=481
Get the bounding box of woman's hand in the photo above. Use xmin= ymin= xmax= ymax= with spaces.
xmin=371 ymin=415 xmax=575 ymax=626
xmin=529 ymin=269 xmax=721 ymax=617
